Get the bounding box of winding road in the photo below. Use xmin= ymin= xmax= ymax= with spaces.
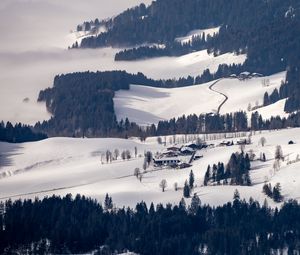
xmin=208 ymin=79 xmax=228 ymax=114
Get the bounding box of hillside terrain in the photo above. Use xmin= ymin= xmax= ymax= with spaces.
xmin=2 ymin=1 xmax=300 ymax=254
xmin=114 ymin=72 xmax=286 ymax=125
xmin=1 ymin=128 xmax=300 ymax=208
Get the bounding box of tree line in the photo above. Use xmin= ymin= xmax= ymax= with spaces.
xmin=0 ymin=121 xmax=47 ymax=143
xmin=1 ymin=194 xmax=300 ymax=254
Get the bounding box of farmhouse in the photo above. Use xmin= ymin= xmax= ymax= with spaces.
xmin=167 ymin=146 xmax=180 ymax=152
xmin=180 ymin=146 xmax=194 ymax=155
xmin=252 ymin=72 xmax=263 ymax=78
xmin=239 ymin=71 xmax=251 ymax=80
xmin=153 ymin=157 xmax=181 ymax=167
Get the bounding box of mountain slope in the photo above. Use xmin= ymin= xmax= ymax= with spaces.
xmin=114 ymin=72 xmax=286 ymax=125
xmin=0 ymin=128 xmax=300 ymax=208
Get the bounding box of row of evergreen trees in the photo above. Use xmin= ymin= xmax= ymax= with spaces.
xmin=1 ymin=194 xmax=300 ymax=254
xmin=263 ymin=183 xmax=284 ymax=203
xmin=204 ymin=152 xmax=251 ymax=186
xmin=0 ymin=121 xmax=47 ymax=143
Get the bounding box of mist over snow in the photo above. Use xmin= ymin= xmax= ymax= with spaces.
xmin=0 ymin=0 xmax=151 ymax=125
xmin=0 ymin=0 xmax=245 ymax=125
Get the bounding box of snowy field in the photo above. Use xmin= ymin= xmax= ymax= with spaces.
xmin=115 ymin=72 xmax=286 ymax=125
xmin=0 ymin=128 xmax=300 ymax=208
xmin=0 ymin=1 xmax=245 ymax=126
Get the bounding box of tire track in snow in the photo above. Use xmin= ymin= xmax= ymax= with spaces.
xmin=208 ymin=79 xmax=228 ymax=114
xmin=0 ymin=168 xmax=165 ymax=200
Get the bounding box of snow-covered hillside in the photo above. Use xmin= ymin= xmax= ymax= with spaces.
xmin=0 ymin=128 xmax=299 ymax=208
xmin=175 ymin=26 xmax=220 ymax=44
xmin=114 ymin=72 xmax=286 ymax=125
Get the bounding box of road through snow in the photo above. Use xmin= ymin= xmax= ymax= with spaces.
xmin=208 ymin=79 xmax=228 ymax=114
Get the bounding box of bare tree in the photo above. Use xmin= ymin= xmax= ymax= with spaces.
xmin=275 ymin=145 xmax=284 ymax=161
xmin=106 ymin=150 xmax=112 ymax=163
xmin=248 ymin=149 xmax=255 ymax=161
xmin=157 ymin=137 xmax=162 ymax=145
xmin=262 ymin=78 xmax=270 ymax=87
xmin=273 ymin=159 xmax=281 ymax=172
xmin=259 ymin=137 xmax=266 ymax=147
xmin=159 ymin=179 xmax=167 ymax=192
xmin=134 ymin=146 xmax=138 ymax=158
xmin=134 ymin=168 xmax=140 ymax=179
xmin=126 ymin=150 xmax=131 ymax=160
xmin=143 ymin=159 xmax=147 ymax=172
xmin=172 ymin=135 xmax=176 ymax=144
xmin=114 ymin=149 xmax=119 ymax=160
xmin=174 ymin=182 xmax=178 ymax=191
xmin=121 ymin=151 xmax=126 ymax=161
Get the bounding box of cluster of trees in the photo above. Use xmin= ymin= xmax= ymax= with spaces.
xmin=182 ymin=170 xmax=195 ymax=197
xmin=36 ymin=70 xmax=177 ymax=137
xmin=250 ymin=111 xmax=300 ymax=131
xmin=263 ymin=183 xmax=283 ymax=203
xmin=281 ymin=63 xmax=300 ymax=113
xmin=154 ymin=111 xmax=248 ymax=136
xmin=0 ymin=121 xmax=47 ymax=143
xmin=204 ymin=152 xmax=251 ymax=186
xmin=76 ymin=18 xmax=102 ymax=32
xmin=2 ymin=194 xmax=300 ymax=254
xmin=263 ymin=89 xmax=281 ymax=106
xmin=114 ymin=35 xmax=208 ymax=61
xmin=102 ymin=148 xmax=138 ymax=164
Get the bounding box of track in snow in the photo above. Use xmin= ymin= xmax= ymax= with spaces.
xmin=208 ymin=79 xmax=228 ymax=114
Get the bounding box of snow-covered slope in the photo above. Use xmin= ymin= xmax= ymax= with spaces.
xmin=0 ymin=128 xmax=300 ymax=208
xmin=114 ymin=72 xmax=286 ymax=125
xmin=175 ymin=26 xmax=220 ymax=44
xmin=215 ymin=72 xmax=286 ymax=115
xmin=114 ymin=80 xmax=222 ymax=125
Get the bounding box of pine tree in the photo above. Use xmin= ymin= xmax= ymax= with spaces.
xmin=263 ymin=183 xmax=272 ymax=197
xmin=273 ymin=183 xmax=283 ymax=202
xmin=104 ymin=193 xmax=113 ymax=210
xmin=233 ymin=189 xmax=240 ymax=201
xmin=183 ymin=180 xmax=190 ymax=198
xmin=179 ymin=197 xmax=186 ymax=210
xmin=189 ymin=170 xmax=195 ymax=189
xmin=189 ymin=193 xmax=201 ymax=214
xmin=204 ymin=165 xmax=211 ymax=186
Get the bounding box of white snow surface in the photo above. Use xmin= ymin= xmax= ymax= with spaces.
xmin=0 ymin=128 xmax=300 ymax=208
xmin=114 ymin=72 xmax=286 ymax=125
xmin=175 ymin=26 xmax=221 ymax=44
xmin=0 ymin=1 xmax=245 ymax=125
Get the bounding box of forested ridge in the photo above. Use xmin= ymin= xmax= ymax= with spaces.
xmin=36 ymin=69 xmax=300 ymax=138
xmin=75 ymin=0 xmax=300 ymax=115
xmin=1 ymin=194 xmax=300 ymax=254
xmin=0 ymin=121 xmax=47 ymax=143
xmin=79 ymin=0 xmax=300 ymax=74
